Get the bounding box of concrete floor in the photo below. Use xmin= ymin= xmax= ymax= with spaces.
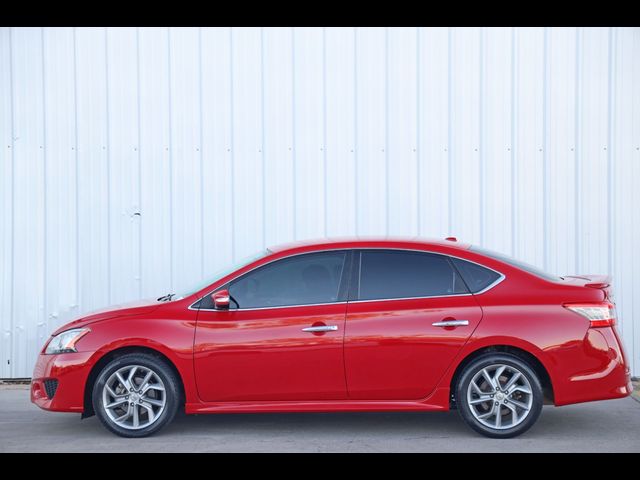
xmin=1 ymin=385 xmax=639 ymax=452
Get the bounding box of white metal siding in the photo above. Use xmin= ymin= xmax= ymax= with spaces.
xmin=1 ymin=27 xmax=639 ymax=378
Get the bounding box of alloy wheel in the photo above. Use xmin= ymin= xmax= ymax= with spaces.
xmin=102 ymin=365 xmax=166 ymax=430
xmin=466 ymin=363 xmax=533 ymax=430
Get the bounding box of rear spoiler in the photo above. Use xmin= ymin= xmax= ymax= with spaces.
xmin=564 ymin=274 xmax=612 ymax=289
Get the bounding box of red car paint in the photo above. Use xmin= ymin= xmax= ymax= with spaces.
xmin=31 ymin=238 xmax=632 ymax=416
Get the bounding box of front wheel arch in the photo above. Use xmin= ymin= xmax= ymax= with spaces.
xmin=448 ymin=345 xmax=555 ymax=408
xmin=83 ymin=346 xmax=185 ymax=418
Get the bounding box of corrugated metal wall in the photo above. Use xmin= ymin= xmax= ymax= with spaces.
xmin=1 ymin=27 xmax=639 ymax=378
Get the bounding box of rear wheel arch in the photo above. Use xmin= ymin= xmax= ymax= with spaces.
xmin=448 ymin=344 xmax=555 ymax=408
xmin=83 ymin=345 xmax=185 ymax=418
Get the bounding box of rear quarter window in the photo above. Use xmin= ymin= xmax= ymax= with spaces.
xmin=451 ymin=258 xmax=502 ymax=293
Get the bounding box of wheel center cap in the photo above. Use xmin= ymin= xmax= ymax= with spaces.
xmin=130 ymin=392 xmax=140 ymax=403
xmin=496 ymin=392 xmax=504 ymax=401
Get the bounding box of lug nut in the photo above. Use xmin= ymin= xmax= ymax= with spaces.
xmin=495 ymin=402 xmax=499 ymax=406
xmin=130 ymin=402 xmax=134 ymax=406
xmin=125 ymin=395 xmax=129 ymax=400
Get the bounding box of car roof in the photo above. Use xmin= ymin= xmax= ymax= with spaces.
xmin=267 ymin=236 xmax=471 ymax=254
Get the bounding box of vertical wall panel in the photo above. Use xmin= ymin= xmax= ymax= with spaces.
xmin=42 ymin=27 xmax=78 ymax=337
xmin=293 ymin=28 xmax=326 ymax=239
xmin=547 ymin=27 xmax=577 ymax=276
xmin=3 ymin=27 xmax=640 ymax=377
xmin=355 ymin=27 xmax=387 ymax=235
xmin=450 ymin=27 xmax=482 ymax=244
xmin=10 ymin=27 xmax=46 ymax=376
xmin=201 ymin=27 xmax=234 ymax=276
xmin=483 ymin=27 xmax=513 ymax=254
xmin=262 ymin=27 xmax=295 ymax=246
xmin=75 ymin=27 xmax=110 ymax=315
xmin=139 ymin=27 xmax=171 ymax=297
xmin=0 ymin=28 xmax=14 ymax=377
xmin=169 ymin=28 xmax=202 ymax=291
xmin=230 ymin=27 xmax=263 ymax=260
xmin=387 ymin=27 xmax=418 ymax=236
xmin=324 ymin=27 xmax=356 ymax=236
xmin=514 ymin=27 xmax=545 ymax=266
xmin=107 ymin=27 xmax=141 ymax=302
xmin=417 ymin=27 xmax=449 ymax=238
xmin=578 ymin=28 xmax=610 ymax=275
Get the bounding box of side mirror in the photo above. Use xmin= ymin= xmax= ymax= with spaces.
xmin=211 ymin=289 xmax=231 ymax=310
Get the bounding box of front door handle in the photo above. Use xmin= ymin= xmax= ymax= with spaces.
xmin=432 ymin=319 xmax=469 ymax=328
xmin=302 ymin=325 xmax=338 ymax=333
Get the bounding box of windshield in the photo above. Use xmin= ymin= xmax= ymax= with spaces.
xmin=175 ymin=249 xmax=271 ymax=299
xmin=470 ymin=246 xmax=559 ymax=282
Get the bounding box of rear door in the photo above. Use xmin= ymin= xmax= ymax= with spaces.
xmin=344 ymin=249 xmax=484 ymax=400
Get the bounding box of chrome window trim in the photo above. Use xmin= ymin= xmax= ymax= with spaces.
xmin=189 ymin=246 xmax=506 ymax=312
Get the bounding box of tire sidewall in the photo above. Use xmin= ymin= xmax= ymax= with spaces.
xmin=456 ymin=353 xmax=543 ymax=439
xmin=92 ymin=353 xmax=180 ymax=438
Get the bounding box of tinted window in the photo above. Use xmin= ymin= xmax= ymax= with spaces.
xmin=470 ymin=246 xmax=558 ymax=282
xmin=228 ymin=251 xmax=347 ymax=308
xmin=358 ymin=250 xmax=468 ymax=301
xmin=451 ymin=258 xmax=502 ymax=293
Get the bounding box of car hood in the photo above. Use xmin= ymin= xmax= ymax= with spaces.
xmin=50 ymin=298 xmax=163 ymax=336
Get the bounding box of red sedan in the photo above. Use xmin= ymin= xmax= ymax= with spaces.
xmin=31 ymin=237 xmax=632 ymax=438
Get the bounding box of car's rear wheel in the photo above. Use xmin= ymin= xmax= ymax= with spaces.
xmin=92 ymin=353 xmax=180 ymax=438
xmin=455 ymin=353 xmax=543 ymax=438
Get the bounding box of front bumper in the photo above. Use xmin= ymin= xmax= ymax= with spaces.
xmin=31 ymin=351 xmax=94 ymax=412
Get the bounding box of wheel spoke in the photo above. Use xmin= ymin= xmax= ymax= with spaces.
xmin=481 ymin=369 xmax=495 ymax=389
xmin=509 ymin=385 xmax=532 ymax=395
xmin=504 ymin=402 xmax=519 ymax=424
xmin=470 ymin=380 xmax=484 ymax=395
xmin=494 ymin=406 xmax=502 ymax=428
xmin=115 ymin=405 xmax=132 ymax=422
xmin=469 ymin=395 xmax=493 ymax=405
xmin=105 ymin=398 xmax=129 ymax=409
xmin=127 ymin=366 xmax=138 ymax=387
xmin=105 ymin=384 xmax=122 ymax=398
xmin=132 ymin=404 xmax=140 ymax=428
xmin=507 ymin=397 xmax=529 ymax=410
xmin=140 ymin=370 xmax=153 ymax=390
xmin=115 ymin=371 xmax=130 ymax=390
xmin=477 ymin=405 xmax=496 ymax=420
xmin=142 ymin=397 xmax=164 ymax=407
xmin=140 ymin=403 xmax=155 ymax=423
xmin=503 ymin=372 xmax=521 ymax=391
xmin=493 ymin=365 xmax=506 ymax=389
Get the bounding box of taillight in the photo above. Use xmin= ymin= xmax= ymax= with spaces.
xmin=563 ymin=302 xmax=616 ymax=328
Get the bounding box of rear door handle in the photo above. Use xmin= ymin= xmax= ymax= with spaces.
xmin=302 ymin=325 xmax=339 ymax=332
xmin=432 ymin=319 xmax=469 ymax=327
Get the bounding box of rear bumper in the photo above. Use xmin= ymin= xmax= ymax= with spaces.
xmin=31 ymin=351 xmax=94 ymax=412
xmin=556 ymin=328 xmax=633 ymax=406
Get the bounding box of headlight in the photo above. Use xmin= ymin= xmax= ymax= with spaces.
xmin=44 ymin=328 xmax=90 ymax=354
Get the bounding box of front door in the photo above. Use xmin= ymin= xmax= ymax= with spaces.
xmin=344 ymin=249 xmax=484 ymax=400
xmin=194 ymin=250 xmax=350 ymax=402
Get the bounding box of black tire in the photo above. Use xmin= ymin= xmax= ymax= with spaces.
xmin=455 ymin=353 xmax=543 ymax=439
xmin=92 ymin=353 xmax=181 ymax=438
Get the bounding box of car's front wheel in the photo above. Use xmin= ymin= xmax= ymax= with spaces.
xmin=455 ymin=353 xmax=543 ymax=438
xmin=92 ymin=353 xmax=181 ymax=437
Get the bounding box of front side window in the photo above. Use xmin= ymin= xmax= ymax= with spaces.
xmin=357 ymin=250 xmax=468 ymax=301
xmin=228 ymin=251 xmax=347 ymax=309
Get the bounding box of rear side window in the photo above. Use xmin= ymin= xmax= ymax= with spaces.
xmin=451 ymin=258 xmax=502 ymax=293
xmin=357 ymin=250 xmax=468 ymax=301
